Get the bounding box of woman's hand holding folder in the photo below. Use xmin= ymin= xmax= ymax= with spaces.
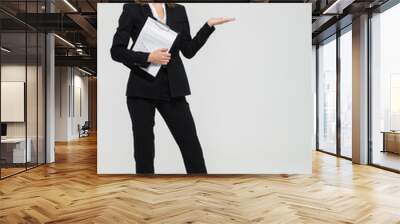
xmin=147 ymin=48 xmax=171 ymax=65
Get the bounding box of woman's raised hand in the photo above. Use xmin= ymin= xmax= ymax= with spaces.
xmin=148 ymin=48 xmax=171 ymax=65
xmin=207 ymin=17 xmax=235 ymax=27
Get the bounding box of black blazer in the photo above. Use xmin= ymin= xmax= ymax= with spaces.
xmin=110 ymin=3 xmax=215 ymax=98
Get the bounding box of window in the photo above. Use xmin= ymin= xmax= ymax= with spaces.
xmin=371 ymin=3 xmax=400 ymax=171
xmin=339 ymin=29 xmax=352 ymax=158
xmin=317 ymin=37 xmax=337 ymax=154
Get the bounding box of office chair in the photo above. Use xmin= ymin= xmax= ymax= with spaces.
xmin=79 ymin=121 xmax=90 ymax=138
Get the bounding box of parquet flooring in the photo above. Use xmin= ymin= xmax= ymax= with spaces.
xmin=1 ymin=134 xmax=400 ymax=224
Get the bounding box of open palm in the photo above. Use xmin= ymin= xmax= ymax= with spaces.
xmin=207 ymin=17 xmax=235 ymax=26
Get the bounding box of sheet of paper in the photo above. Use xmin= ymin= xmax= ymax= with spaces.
xmin=132 ymin=17 xmax=178 ymax=77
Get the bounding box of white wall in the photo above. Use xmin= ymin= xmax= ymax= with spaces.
xmin=72 ymin=73 xmax=89 ymax=138
xmin=98 ymin=3 xmax=313 ymax=174
xmin=55 ymin=67 xmax=69 ymax=141
xmin=55 ymin=67 xmax=89 ymax=141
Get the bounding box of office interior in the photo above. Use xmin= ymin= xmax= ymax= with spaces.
xmin=0 ymin=0 xmax=97 ymax=179
xmin=315 ymin=0 xmax=400 ymax=172
xmin=0 ymin=0 xmax=400 ymax=222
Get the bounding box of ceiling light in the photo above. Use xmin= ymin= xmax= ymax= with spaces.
xmin=54 ymin=34 xmax=75 ymax=48
xmin=322 ymin=0 xmax=355 ymax=15
xmin=78 ymin=67 xmax=93 ymax=76
xmin=1 ymin=47 xmax=11 ymax=53
xmin=323 ymin=0 xmax=344 ymax=14
xmin=63 ymin=0 xmax=78 ymax=12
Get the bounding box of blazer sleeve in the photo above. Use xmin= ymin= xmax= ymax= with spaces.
xmin=179 ymin=6 xmax=216 ymax=59
xmin=110 ymin=4 xmax=150 ymax=69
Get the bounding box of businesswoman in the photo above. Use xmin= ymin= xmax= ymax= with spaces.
xmin=110 ymin=2 xmax=234 ymax=174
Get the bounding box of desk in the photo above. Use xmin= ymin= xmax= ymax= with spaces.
xmin=382 ymin=131 xmax=400 ymax=155
xmin=1 ymin=138 xmax=32 ymax=163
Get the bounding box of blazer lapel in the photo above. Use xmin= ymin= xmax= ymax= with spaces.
xmin=165 ymin=6 xmax=180 ymax=55
xmin=165 ymin=5 xmax=173 ymax=28
xmin=141 ymin=4 xmax=155 ymax=21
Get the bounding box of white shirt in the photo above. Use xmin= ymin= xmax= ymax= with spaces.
xmin=149 ymin=3 xmax=167 ymax=24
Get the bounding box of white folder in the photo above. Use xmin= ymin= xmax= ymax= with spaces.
xmin=132 ymin=17 xmax=178 ymax=77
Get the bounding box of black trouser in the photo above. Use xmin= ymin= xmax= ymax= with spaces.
xmin=127 ymin=97 xmax=207 ymax=174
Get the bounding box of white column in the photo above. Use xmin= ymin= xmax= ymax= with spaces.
xmin=352 ymin=14 xmax=369 ymax=164
xmin=46 ymin=1 xmax=56 ymax=163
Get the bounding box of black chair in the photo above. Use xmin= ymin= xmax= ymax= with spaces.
xmin=79 ymin=121 xmax=90 ymax=138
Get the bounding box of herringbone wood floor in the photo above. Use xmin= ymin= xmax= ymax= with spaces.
xmin=1 ymin=134 xmax=400 ymax=224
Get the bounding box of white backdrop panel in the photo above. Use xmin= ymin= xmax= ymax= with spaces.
xmin=1 ymin=82 xmax=25 ymax=122
xmin=98 ymin=3 xmax=313 ymax=174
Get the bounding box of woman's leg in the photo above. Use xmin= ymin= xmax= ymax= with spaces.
xmin=157 ymin=98 xmax=207 ymax=174
xmin=127 ymin=98 xmax=156 ymax=174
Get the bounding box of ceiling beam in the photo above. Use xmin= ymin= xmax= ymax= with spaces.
xmin=55 ymin=55 xmax=96 ymax=71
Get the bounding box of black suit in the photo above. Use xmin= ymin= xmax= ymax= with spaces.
xmin=110 ymin=3 xmax=214 ymax=174
xmin=110 ymin=3 xmax=215 ymax=98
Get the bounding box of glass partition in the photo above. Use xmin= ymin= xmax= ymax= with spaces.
xmin=0 ymin=1 xmax=46 ymax=179
xmin=27 ymin=31 xmax=38 ymax=169
xmin=1 ymin=31 xmax=28 ymax=177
